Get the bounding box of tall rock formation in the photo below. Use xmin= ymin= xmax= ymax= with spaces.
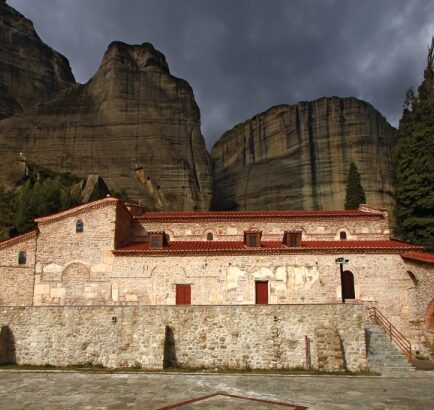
xmin=0 ymin=0 xmax=75 ymax=120
xmin=211 ymin=97 xmax=395 ymax=212
xmin=0 ymin=2 xmax=213 ymax=211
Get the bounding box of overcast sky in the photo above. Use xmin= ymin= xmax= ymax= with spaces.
xmin=8 ymin=0 xmax=434 ymax=148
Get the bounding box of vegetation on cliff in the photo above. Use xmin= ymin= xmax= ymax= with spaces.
xmin=344 ymin=162 xmax=366 ymax=210
xmin=0 ymin=164 xmax=122 ymax=240
xmin=395 ymin=38 xmax=434 ymax=250
xmin=0 ymin=165 xmax=82 ymax=238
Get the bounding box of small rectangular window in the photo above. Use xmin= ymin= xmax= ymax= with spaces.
xmin=244 ymin=231 xmax=261 ymax=247
xmin=248 ymin=235 xmax=258 ymax=247
xmin=283 ymin=231 xmax=302 ymax=247
xmin=18 ymin=251 xmax=27 ymax=265
xmin=76 ymin=219 xmax=84 ymax=233
xmin=148 ymin=232 xmax=165 ymax=249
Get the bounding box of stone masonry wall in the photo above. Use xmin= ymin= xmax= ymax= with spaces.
xmin=403 ymin=260 xmax=434 ymax=357
xmin=33 ymin=204 xmax=117 ymax=305
xmin=0 ymin=233 xmax=36 ymax=305
xmin=0 ymin=304 xmax=367 ymax=371
xmin=32 ymin=251 xmax=415 ymax=341
xmin=35 ymin=205 xmax=116 ymax=269
xmin=133 ymin=215 xmax=389 ymax=242
xmin=114 ymin=202 xmax=132 ymax=248
xmin=0 ymin=268 xmax=34 ymax=305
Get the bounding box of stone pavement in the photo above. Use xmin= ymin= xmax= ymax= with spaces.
xmin=0 ymin=371 xmax=434 ymax=410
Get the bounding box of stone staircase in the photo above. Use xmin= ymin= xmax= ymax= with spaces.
xmin=365 ymin=324 xmax=415 ymax=373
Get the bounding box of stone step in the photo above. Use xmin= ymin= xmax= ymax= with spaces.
xmin=368 ymin=353 xmax=408 ymax=357
xmin=365 ymin=323 xmax=414 ymax=373
xmin=369 ymin=358 xmax=410 ymax=363
xmin=369 ymin=361 xmax=411 ymax=367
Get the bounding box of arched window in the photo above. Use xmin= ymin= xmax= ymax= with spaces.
xmin=340 ymin=231 xmax=347 ymax=240
xmin=207 ymin=232 xmax=214 ymax=241
xmin=76 ymin=219 xmax=84 ymax=233
xmin=18 ymin=251 xmax=26 ymax=265
xmin=342 ymin=270 xmax=355 ymax=299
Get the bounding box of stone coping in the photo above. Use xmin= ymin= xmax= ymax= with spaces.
xmin=1 ymin=369 xmax=433 ymax=379
xmin=0 ymin=303 xmax=364 ymax=308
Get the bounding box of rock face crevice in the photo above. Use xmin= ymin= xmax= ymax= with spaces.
xmin=211 ymin=97 xmax=395 ymax=211
xmin=0 ymin=2 xmax=213 ymax=211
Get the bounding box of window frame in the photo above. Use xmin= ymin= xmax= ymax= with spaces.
xmin=244 ymin=231 xmax=261 ymax=248
xmin=148 ymin=232 xmax=165 ymax=249
xmin=283 ymin=231 xmax=302 ymax=247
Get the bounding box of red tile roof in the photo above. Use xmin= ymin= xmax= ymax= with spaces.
xmin=0 ymin=230 xmax=37 ymax=250
xmin=135 ymin=209 xmax=384 ymax=222
xmin=402 ymin=252 xmax=434 ymax=265
xmin=113 ymin=239 xmax=421 ymax=256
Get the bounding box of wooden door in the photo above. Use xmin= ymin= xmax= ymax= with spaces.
xmin=176 ymin=284 xmax=191 ymax=305
xmin=255 ymin=281 xmax=268 ymax=304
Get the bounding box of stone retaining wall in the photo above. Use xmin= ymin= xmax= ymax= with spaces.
xmin=0 ymin=304 xmax=367 ymax=371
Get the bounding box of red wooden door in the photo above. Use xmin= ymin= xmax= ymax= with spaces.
xmin=255 ymin=281 xmax=268 ymax=304
xmin=176 ymin=284 xmax=191 ymax=305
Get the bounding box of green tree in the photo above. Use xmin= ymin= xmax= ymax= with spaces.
xmin=395 ymin=38 xmax=434 ymax=250
xmin=0 ymin=163 xmax=113 ymax=238
xmin=344 ymin=162 xmax=366 ymax=210
xmin=0 ymin=185 xmax=13 ymax=239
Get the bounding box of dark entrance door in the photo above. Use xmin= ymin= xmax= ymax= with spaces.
xmin=255 ymin=281 xmax=268 ymax=304
xmin=342 ymin=271 xmax=355 ymax=299
xmin=176 ymin=284 xmax=191 ymax=305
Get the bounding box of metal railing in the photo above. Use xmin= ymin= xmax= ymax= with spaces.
xmin=367 ymin=307 xmax=413 ymax=358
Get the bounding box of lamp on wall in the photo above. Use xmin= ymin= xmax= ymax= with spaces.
xmin=335 ymin=257 xmax=349 ymax=303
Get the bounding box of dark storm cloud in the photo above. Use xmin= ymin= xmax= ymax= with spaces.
xmin=8 ymin=0 xmax=434 ymax=148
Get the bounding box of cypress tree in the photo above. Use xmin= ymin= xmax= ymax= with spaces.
xmin=395 ymin=38 xmax=434 ymax=250
xmin=344 ymin=162 xmax=366 ymax=210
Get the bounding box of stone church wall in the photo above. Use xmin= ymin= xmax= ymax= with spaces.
xmin=35 ymin=204 xmax=116 ymax=269
xmin=0 ymin=304 xmax=367 ymax=371
xmin=403 ymin=260 xmax=434 ymax=357
xmin=31 ymin=252 xmax=413 ymax=324
xmin=0 ymin=232 xmax=36 ymax=305
xmin=136 ymin=216 xmax=389 ymax=242
xmin=33 ymin=204 xmax=117 ymax=305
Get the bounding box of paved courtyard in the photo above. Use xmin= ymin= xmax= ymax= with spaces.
xmin=0 ymin=371 xmax=434 ymax=410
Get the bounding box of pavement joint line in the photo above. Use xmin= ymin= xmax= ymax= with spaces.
xmin=156 ymin=391 xmax=307 ymax=410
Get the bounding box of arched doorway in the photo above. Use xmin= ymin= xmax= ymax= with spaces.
xmin=342 ymin=270 xmax=355 ymax=300
xmin=426 ymin=299 xmax=434 ymax=329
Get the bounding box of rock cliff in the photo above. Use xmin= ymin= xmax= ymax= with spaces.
xmin=0 ymin=1 xmax=213 ymax=211
xmin=0 ymin=0 xmax=75 ymax=120
xmin=211 ymin=97 xmax=395 ymax=212
xmin=0 ymin=2 xmax=397 ymax=214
